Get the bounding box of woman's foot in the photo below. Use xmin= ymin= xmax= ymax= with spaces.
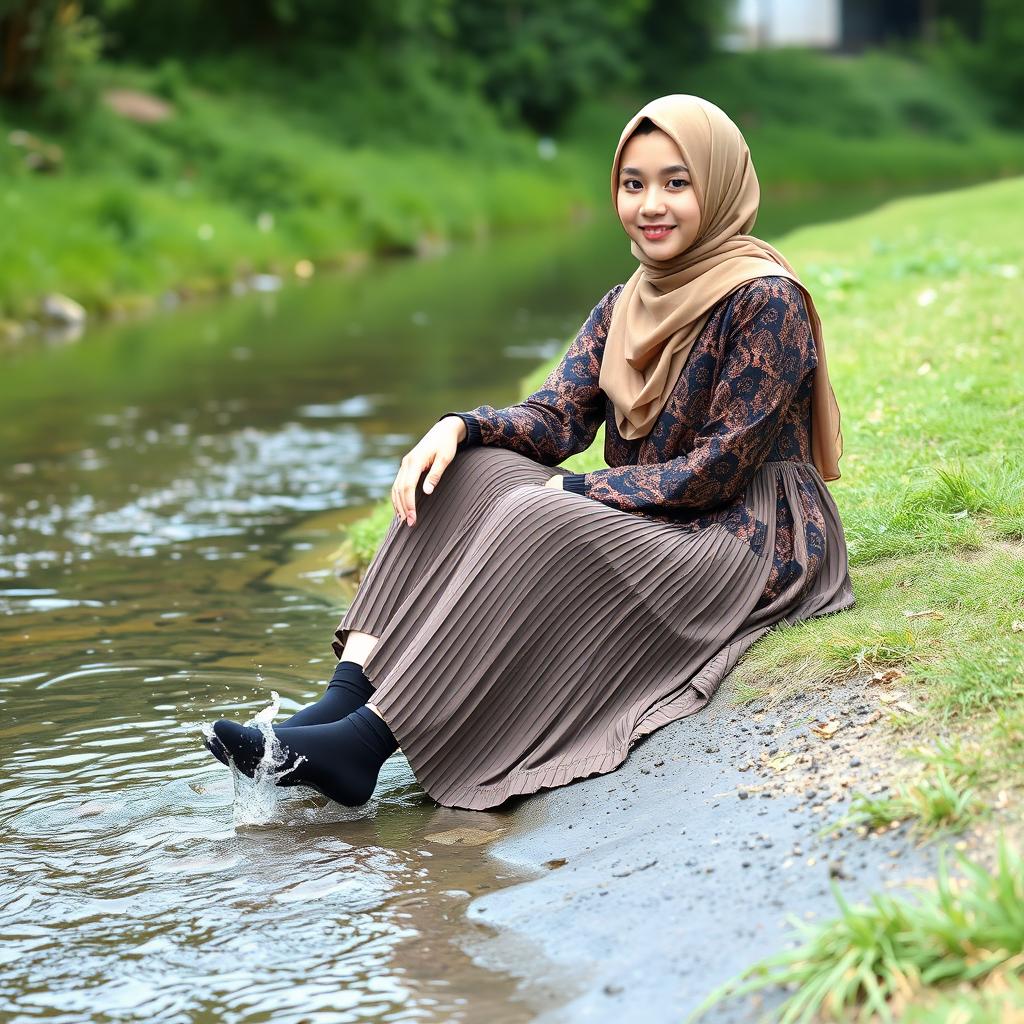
xmin=203 ymin=661 xmax=373 ymax=767
xmin=204 ymin=730 xmax=230 ymax=767
xmin=279 ymin=660 xmax=375 ymax=727
xmin=206 ymin=706 xmax=399 ymax=806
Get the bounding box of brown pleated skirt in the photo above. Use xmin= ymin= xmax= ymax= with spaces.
xmin=332 ymin=445 xmax=854 ymax=811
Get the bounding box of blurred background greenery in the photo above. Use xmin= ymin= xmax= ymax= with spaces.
xmin=1 ymin=0 xmax=1023 ymax=325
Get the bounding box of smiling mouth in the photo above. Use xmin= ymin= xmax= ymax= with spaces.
xmin=641 ymin=226 xmax=675 ymax=239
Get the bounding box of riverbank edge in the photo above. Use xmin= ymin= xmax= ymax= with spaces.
xmin=452 ymin=674 xmax=995 ymax=1023
xmin=0 ymin=168 xmax=594 ymax=343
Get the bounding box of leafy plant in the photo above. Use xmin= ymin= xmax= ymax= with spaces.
xmin=684 ymin=835 xmax=1024 ymax=1024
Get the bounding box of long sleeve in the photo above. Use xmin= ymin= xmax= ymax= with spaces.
xmin=436 ymin=283 xmax=624 ymax=466
xmin=562 ymin=277 xmax=819 ymax=515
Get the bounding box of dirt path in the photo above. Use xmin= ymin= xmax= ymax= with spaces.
xmin=454 ymin=677 xmax=959 ymax=1023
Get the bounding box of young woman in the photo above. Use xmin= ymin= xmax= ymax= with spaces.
xmin=204 ymin=94 xmax=855 ymax=811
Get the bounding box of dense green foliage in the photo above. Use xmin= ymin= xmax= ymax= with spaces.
xmin=562 ymin=46 xmax=1024 ymax=191
xmin=4 ymin=1 xmax=1023 ymax=133
xmin=3 ymin=2 xmax=1024 ymax=323
xmin=925 ymin=0 xmax=1024 ymax=129
xmin=2 ymin=0 xmax=722 ymax=134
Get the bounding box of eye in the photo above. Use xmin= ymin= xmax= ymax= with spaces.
xmin=622 ymin=179 xmax=641 ymax=191
xmin=669 ymin=178 xmax=690 ymax=189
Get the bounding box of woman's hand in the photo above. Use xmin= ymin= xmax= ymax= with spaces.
xmin=544 ymin=475 xmax=564 ymax=489
xmin=392 ymin=417 xmax=464 ymax=527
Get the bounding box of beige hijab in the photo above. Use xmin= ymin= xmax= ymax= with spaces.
xmin=599 ymin=94 xmax=843 ymax=481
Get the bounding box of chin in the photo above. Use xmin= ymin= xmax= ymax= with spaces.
xmin=637 ymin=238 xmax=683 ymax=260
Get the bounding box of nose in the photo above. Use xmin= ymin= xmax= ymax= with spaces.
xmin=640 ymin=185 xmax=666 ymax=216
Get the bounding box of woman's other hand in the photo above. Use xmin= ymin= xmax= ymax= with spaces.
xmin=544 ymin=475 xmax=564 ymax=489
xmin=392 ymin=416 xmax=465 ymax=527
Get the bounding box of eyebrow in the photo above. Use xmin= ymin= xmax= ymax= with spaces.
xmin=619 ymin=165 xmax=689 ymax=176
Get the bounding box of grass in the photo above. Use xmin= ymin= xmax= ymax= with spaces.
xmin=830 ymin=767 xmax=985 ymax=838
xmin=692 ymin=177 xmax=1024 ymax=1020
xmin=343 ymin=501 xmax=397 ymax=573
xmin=683 ymin=834 xmax=1024 ymax=1024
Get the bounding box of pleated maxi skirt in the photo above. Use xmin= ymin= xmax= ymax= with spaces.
xmin=331 ymin=445 xmax=854 ymax=811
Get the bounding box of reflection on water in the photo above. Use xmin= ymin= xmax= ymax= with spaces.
xmin=1 ymin=221 xmax=625 ymax=1022
xmin=0 ymin=185 xmax=961 ymax=1020
xmin=2 ymin=654 xmax=547 ymax=1022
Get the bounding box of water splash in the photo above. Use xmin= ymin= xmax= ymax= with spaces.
xmin=202 ymin=690 xmax=309 ymax=827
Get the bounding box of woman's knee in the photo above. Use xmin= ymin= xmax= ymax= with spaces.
xmin=481 ymin=482 xmax=562 ymax=535
xmin=443 ymin=445 xmax=551 ymax=496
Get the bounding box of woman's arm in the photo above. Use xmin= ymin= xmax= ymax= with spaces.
xmin=560 ymin=277 xmax=818 ymax=515
xmin=436 ymin=283 xmax=624 ymax=465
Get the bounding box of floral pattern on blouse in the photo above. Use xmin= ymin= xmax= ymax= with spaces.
xmin=439 ymin=275 xmax=830 ymax=608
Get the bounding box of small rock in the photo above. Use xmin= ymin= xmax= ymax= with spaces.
xmin=738 ymin=790 xmax=749 ymax=800
xmin=248 ymin=273 xmax=282 ymax=292
xmin=41 ymin=293 xmax=86 ymax=327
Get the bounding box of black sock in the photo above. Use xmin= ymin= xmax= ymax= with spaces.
xmin=208 ymin=705 xmax=399 ymax=806
xmin=201 ymin=659 xmax=374 ymax=765
xmin=279 ymin=660 xmax=374 ymax=728
xmin=202 ymin=661 xmax=373 ymax=768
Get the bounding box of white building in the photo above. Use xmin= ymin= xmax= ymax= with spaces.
xmin=721 ymin=0 xmax=842 ymax=50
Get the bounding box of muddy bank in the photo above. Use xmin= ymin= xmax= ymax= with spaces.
xmin=454 ymin=677 xmax=957 ymax=1023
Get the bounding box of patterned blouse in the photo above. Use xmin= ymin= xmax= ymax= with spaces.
xmin=438 ymin=276 xmax=828 ymax=610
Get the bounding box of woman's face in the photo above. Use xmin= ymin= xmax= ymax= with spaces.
xmin=616 ymin=128 xmax=701 ymax=260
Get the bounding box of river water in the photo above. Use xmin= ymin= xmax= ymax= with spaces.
xmin=0 ymin=186 xmax=951 ymax=1022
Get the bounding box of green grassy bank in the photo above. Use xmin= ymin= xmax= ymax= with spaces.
xmin=4 ymin=47 xmax=1024 ymax=330
xmin=689 ymin=175 xmax=1024 ymax=1024
xmin=348 ymin=175 xmax=1024 ymax=1019
xmin=0 ymin=56 xmax=588 ymax=327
